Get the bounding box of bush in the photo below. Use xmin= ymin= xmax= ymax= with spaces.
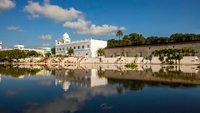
xmin=125 ymin=63 xmax=138 ymax=69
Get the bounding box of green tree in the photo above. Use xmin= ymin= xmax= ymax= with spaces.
xmin=45 ymin=52 xmax=51 ymax=57
xmin=159 ymin=55 xmax=164 ymax=64
xmin=177 ymin=54 xmax=183 ymax=64
xmin=97 ymin=48 xmax=105 ymax=57
xmin=129 ymin=33 xmax=145 ymax=45
xmin=51 ymin=47 xmax=56 ymax=56
xmin=97 ymin=48 xmax=105 ymax=63
xmin=67 ymin=48 xmax=74 ymax=56
xmin=116 ymin=29 xmax=123 ymax=40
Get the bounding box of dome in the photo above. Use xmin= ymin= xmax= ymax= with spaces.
xmin=61 ymin=32 xmax=71 ymax=43
xmin=62 ymin=32 xmax=70 ymax=40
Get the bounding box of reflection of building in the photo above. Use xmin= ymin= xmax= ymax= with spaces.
xmin=55 ymin=32 xmax=107 ymax=57
xmin=63 ymin=81 xmax=71 ymax=91
xmin=55 ymin=69 xmax=108 ymax=91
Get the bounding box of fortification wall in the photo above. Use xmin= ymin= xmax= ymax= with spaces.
xmin=104 ymin=42 xmax=200 ymax=57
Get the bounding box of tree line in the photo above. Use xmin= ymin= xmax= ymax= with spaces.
xmin=108 ymin=32 xmax=200 ymax=48
xmin=0 ymin=49 xmax=42 ymax=62
xmin=152 ymin=47 xmax=196 ymax=64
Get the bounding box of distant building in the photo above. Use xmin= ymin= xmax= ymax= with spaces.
xmin=55 ymin=32 xmax=107 ymax=57
xmin=14 ymin=44 xmax=24 ymax=50
xmin=0 ymin=41 xmax=2 ymax=49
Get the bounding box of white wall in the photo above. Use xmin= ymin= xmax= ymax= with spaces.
xmin=90 ymin=39 xmax=107 ymax=57
xmin=56 ymin=40 xmax=91 ymax=57
xmin=56 ymin=39 xmax=107 ymax=58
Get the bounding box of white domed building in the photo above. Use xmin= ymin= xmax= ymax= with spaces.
xmin=55 ymin=32 xmax=107 ymax=57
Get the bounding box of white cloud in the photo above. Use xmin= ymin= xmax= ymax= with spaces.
xmin=24 ymin=1 xmax=82 ymax=22
xmin=0 ymin=0 xmax=15 ymax=11
xmin=63 ymin=19 xmax=89 ymax=30
xmin=40 ymin=34 xmax=52 ymax=41
xmin=24 ymin=1 xmax=125 ymax=36
xmin=7 ymin=25 xmax=23 ymax=32
xmin=63 ymin=19 xmax=125 ymax=36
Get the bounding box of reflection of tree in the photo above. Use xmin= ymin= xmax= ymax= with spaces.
xmin=67 ymin=69 xmax=75 ymax=78
xmin=97 ymin=67 xmax=105 ymax=78
xmin=0 ymin=65 xmax=41 ymax=77
xmin=153 ymin=68 xmax=200 ymax=81
xmin=109 ymin=79 xmax=145 ymax=92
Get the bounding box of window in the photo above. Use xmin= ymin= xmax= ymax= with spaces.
xmin=82 ymin=45 xmax=84 ymax=49
xmin=60 ymin=48 xmax=61 ymax=51
xmin=78 ymin=46 xmax=80 ymax=49
xmin=74 ymin=46 xmax=76 ymax=49
xmin=63 ymin=48 xmax=65 ymax=51
xmin=87 ymin=45 xmax=90 ymax=48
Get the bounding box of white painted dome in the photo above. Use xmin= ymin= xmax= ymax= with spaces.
xmin=63 ymin=32 xmax=70 ymax=40
xmin=61 ymin=32 xmax=71 ymax=43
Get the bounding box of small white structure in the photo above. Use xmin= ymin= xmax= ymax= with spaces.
xmin=0 ymin=41 xmax=2 ymax=49
xmin=14 ymin=44 xmax=24 ymax=50
xmin=55 ymin=32 xmax=107 ymax=57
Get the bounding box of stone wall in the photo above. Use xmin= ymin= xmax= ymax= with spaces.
xmin=104 ymin=41 xmax=200 ymax=57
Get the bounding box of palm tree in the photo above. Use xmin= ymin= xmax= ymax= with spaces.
xmin=116 ymin=29 xmax=123 ymax=40
xmin=67 ymin=48 xmax=74 ymax=57
xmin=177 ymin=54 xmax=183 ymax=64
xmin=97 ymin=48 xmax=105 ymax=57
xmin=97 ymin=48 xmax=105 ymax=63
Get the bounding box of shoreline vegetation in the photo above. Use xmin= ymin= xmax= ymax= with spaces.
xmin=108 ymin=33 xmax=200 ymax=48
xmin=0 ymin=47 xmax=199 ymax=66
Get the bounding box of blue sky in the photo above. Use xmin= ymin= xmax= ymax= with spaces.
xmin=0 ymin=0 xmax=200 ymax=48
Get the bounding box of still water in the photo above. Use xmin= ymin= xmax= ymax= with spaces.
xmin=0 ymin=65 xmax=200 ymax=113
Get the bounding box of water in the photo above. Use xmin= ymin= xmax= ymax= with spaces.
xmin=0 ymin=65 xmax=200 ymax=113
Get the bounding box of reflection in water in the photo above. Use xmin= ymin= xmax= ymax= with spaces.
xmin=0 ymin=65 xmax=200 ymax=113
xmin=55 ymin=69 xmax=108 ymax=91
xmin=0 ymin=65 xmax=41 ymax=77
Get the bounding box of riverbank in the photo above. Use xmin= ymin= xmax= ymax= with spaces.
xmin=5 ymin=56 xmax=199 ymax=65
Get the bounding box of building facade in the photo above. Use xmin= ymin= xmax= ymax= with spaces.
xmin=55 ymin=32 xmax=107 ymax=57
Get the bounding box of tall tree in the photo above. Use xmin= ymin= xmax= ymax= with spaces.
xmin=116 ymin=29 xmax=123 ymax=40
xmin=97 ymin=48 xmax=105 ymax=57
xmin=97 ymin=48 xmax=105 ymax=63
xmin=67 ymin=48 xmax=74 ymax=56
xmin=51 ymin=47 xmax=55 ymax=56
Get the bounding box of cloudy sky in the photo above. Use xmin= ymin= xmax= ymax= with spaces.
xmin=0 ymin=0 xmax=200 ymax=48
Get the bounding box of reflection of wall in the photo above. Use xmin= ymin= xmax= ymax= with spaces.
xmin=35 ymin=70 xmax=52 ymax=76
xmin=55 ymin=69 xmax=108 ymax=91
xmin=103 ymin=69 xmax=200 ymax=85
xmin=91 ymin=69 xmax=107 ymax=87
